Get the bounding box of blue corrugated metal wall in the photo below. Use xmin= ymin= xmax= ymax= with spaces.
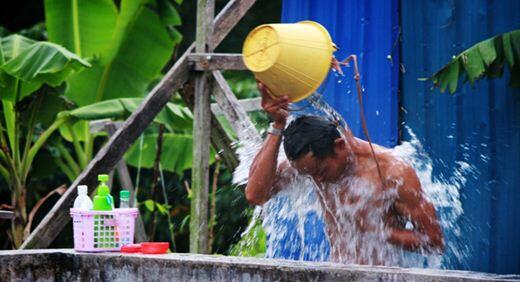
xmin=282 ymin=0 xmax=399 ymax=147
xmin=280 ymin=0 xmax=520 ymax=274
xmin=401 ymin=0 xmax=520 ymax=274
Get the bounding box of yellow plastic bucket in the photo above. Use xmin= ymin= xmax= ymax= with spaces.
xmin=242 ymin=21 xmax=336 ymax=102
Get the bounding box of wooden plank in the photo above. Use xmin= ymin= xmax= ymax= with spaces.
xmin=212 ymin=71 xmax=261 ymax=143
xmin=190 ymin=0 xmax=214 ymax=254
xmin=211 ymin=97 xmax=261 ymax=115
xmin=189 ymin=53 xmax=246 ymax=71
xmin=89 ymin=120 xmax=123 ymax=134
xmin=180 ymin=81 xmax=238 ymax=171
xmin=104 ymin=122 xmax=147 ymax=243
xmin=0 ymin=211 xmax=14 ymax=220
xmin=211 ymin=0 xmax=257 ymax=49
xmin=21 ymin=0 xmax=256 ymax=250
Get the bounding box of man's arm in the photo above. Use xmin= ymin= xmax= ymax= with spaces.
xmin=245 ymin=134 xmax=291 ymax=205
xmin=387 ymin=165 xmax=445 ymax=253
xmin=245 ymin=82 xmax=290 ymax=205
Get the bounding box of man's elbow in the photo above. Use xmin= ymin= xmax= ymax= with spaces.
xmin=433 ymin=237 xmax=445 ymax=253
xmin=245 ymin=185 xmax=267 ymax=206
xmin=427 ymin=233 xmax=445 ymax=254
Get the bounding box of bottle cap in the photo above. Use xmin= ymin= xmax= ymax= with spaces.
xmin=78 ymin=185 xmax=88 ymax=195
xmin=98 ymin=174 xmax=109 ymax=182
xmin=120 ymin=190 xmax=130 ymax=199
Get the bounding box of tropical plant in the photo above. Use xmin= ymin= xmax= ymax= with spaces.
xmin=424 ymin=29 xmax=520 ymax=93
xmin=55 ymin=97 xmax=203 ymax=179
xmin=0 ymin=34 xmax=90 ymax=247
xmin=43 ymin=0 xmax=183 ymax=178
xmin=229 ymin=213 xmax=266 ymax=257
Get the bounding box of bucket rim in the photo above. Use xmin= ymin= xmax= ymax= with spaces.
xmin=296 ymin=20 xmax=335 ymax=51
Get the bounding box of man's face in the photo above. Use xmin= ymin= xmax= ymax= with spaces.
xmin=290 ymin=151 xmax=343 ymax=183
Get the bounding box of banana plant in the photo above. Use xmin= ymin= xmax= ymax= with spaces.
xmin=423 ymin=29 xmax=520 ymax=93
xmin=55 ymin=97 xmax=204 ymax=181
xmin=43 ymin=0 xmax=183 ymax=173
xmin=0 ymin=34 xmax=90 ymax=248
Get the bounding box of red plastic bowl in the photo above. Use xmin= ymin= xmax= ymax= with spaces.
xmin=121 ymin=243 xmax=141 ymax=253
xmin=141 ymin=242 xmax=169 ymax=254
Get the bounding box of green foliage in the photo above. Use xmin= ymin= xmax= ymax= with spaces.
xmin=44 ymin=0 xmax=118 ymax=58
xmin=229 ymin=215 xmax=266 ymax=257
xmin=125 ymin=133 xmax=216 ymax=176
xmin=0 ymin=35 xmax=90 ymax=102
xmin=39 ymin=0 xmax=185 ymax=181
xmin=0 ymin=34 xmax=90 ymax=179
xmin=424 ymin=29 xmax=520 ymax=93
xmin=59 ymin=97 xmax=193 ymax=132
xmin=2 ymin=41 xmax=90 ymax=88
xmin=0 ymin=32 xmax=89 ymax=247
xmin=45 ymin=0 xmax=183 ymax=107
xmin=142 ymin=199 xmax=170 ymax=215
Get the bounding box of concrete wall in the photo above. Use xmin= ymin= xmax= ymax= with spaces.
xmin=0 ymin=249 xmax=518 ymax=281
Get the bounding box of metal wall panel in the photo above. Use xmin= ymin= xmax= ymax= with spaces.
xmin=400 ymin=0 xmax=520 ymax=274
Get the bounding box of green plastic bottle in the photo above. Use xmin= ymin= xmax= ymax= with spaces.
xmin=93 ymin=174 xmax=114 ymax=211
xmin=93 ymin=174 xmax=114 ymax=248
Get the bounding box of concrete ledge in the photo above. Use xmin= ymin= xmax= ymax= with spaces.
xmin=0 ymin=249 xmax=518 ymax=281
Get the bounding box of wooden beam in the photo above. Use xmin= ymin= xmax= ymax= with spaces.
xmin=180 ymin=81 xmax=238 ymax=171
xmin=212 ymin=71 xmax=261 ymax=143
xmin=211 ymin=97 xmax=261 ymax=115
xmin=21 ymin=0 xmax=256 ymax=250
xmin=189 ymin=53 xmax=246 ymax=71
xmin=191 ymin=0 xmax=214 ymax=254
xmin=0 ymin=211 xmax=14 ymax=220
xmin=211 ymin=0 xmax=257 ymax=49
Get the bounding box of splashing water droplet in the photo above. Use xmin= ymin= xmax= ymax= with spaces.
xmin=232 ymin=97 xmax=468 ymax=269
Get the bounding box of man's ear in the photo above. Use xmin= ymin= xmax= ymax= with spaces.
xmin=333 ymin=138 xmax=346 ymax=152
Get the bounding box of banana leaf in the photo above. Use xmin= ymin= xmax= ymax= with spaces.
xmin=44 ymin=0 xmax=118 ymax=58
xmin=124 ymin=133 xmax=215 ymax=176
xmin=423 ymin=29 xmax=520 ymax=93
xmin=1 ymin=41 xmax=91 ymax=86
xmin=58 ymin=97 xmax=193 ymax=135
xmin=0 ymin=35 xmax=90 ymax=102
xmin=45 ymin=0 xmax=177 ymax=106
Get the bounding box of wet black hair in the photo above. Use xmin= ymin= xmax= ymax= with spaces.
xmin=282 ymin=115 xmax=341 ymax=161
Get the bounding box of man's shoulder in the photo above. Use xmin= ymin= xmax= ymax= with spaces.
xmin=382 ymin=157 xmax=421 ymax=192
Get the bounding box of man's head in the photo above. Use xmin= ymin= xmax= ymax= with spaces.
xmin=283 ymin=116 xmax=349 ymax=183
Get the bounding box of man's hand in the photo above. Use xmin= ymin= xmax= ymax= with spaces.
xmin=258 ymin=81 xmax=290 ymax=128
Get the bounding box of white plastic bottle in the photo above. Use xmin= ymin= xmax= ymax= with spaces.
xmin=73 ymin=185 xmax=93 ymax=210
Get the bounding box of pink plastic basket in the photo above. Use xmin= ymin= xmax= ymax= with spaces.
xmin=70 ymin=208 xmax=138 ymax=252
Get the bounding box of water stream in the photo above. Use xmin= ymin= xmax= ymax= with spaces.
xmin=232 ymin=74 xmax=471 ymax=268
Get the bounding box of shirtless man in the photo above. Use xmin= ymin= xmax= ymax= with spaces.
xmin=245 ymin=83 xmax=444 ymax=265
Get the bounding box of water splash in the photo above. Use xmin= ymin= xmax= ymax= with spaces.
xmin=232 ymin=88 xmax=470 ymax=269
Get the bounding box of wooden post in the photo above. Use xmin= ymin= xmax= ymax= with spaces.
xmin=190 ymin=0 xmax=214 ymax=254
xmin=20 ymin=0 xmax=257 ymax=250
